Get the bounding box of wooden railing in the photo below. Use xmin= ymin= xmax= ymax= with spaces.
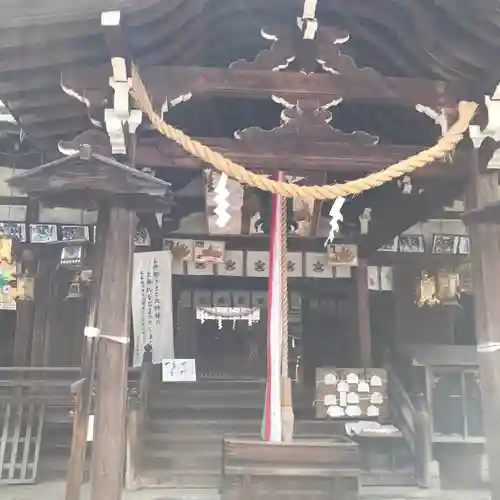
xmin=387 ymin=367 xmax=432 ymax=488
xmin=125 ymin=358 xmax=153 ymax=489
xmin=0 ymin=366 xmax=145 ymax=485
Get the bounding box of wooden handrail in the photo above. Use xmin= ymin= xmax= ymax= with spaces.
xmin=125 ymin=356 xmax=153 ymax=489
xmin=387 ymin=365 xmax=432 ymax=488
xmin=388 ymin=367 xmax=416 ymax=442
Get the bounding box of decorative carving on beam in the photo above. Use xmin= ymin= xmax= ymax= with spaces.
xmin=234 ymin=97 xmax=379 ymax=147
xmin=230 ymin=26 xmax=296 ymax=72
xmin=315 ymin=28 xmax=390 ymax=96
xmin=229 ymin=24 xmax=393 ymax=98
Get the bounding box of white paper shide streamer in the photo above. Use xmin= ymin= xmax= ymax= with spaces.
xmin=325 ymin=196 xmax=346 ymax=246
xmin=214 ymin=173 xmax=230 ymax=228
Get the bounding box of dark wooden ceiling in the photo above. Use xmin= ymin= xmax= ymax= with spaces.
xmin=0 ymin=0 xmax=499 ymax=147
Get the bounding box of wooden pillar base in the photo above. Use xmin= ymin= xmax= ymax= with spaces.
xmin=281 ymin=376 xmax=294 ymax=442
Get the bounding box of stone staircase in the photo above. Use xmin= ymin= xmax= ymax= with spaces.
xmin=138 ymin=380 xmax=416 ymax=489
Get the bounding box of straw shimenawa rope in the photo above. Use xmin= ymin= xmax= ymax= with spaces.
xmin=131 ymin=64 xmax=478 ymax=201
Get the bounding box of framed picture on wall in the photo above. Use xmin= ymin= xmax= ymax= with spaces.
xmin=398 ymin=235 xmax=425 ymax=253
xmin=432 ymin=234 xmax=460 ymax=254
xmin=377 ymin=237 xmax=398 ymax=252
xmin=458 ymin=236 xmax=470 ymax=255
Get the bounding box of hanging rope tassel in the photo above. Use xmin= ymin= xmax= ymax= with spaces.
xmin=280 ymin=186 xmax=294 ymax=442
xmin=261 ymin=172 xmax=284 ymax=442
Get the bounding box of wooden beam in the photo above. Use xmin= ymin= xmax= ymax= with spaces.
xmin=356 ymin=259 xmax=372 ymax=366
xmin=61 ymin=64 xmax=464 ymax=109
xmin=134 ymin=136 xmax=469 ymax=179
xmin=463 ymin=200 xmax=500 ymax=224
xmin=17 ymin=128 xmax=471 ymax=181
xmin=359 ymin=180 xmax=468 ymax=256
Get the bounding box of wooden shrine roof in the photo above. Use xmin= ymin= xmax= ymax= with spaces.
xmin=0 ymin=0 xmax=498 ymax=145
xmin=8 ymin=139 xmax=174 ymax=212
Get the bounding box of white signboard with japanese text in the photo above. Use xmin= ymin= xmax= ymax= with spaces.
xmin=162 ymin=358 xmax=197 ymax=382
xmin=132 ymin=251 xmax=174 ymax=366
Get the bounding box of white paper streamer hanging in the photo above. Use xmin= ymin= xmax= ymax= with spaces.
xmin=325 ymin=196 xmax=345 ymax=246
xmin=214 ymin=173 xmax=230 ymax=228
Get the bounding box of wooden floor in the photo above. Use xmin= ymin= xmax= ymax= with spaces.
xmin=0 ymin=483 xmax=491 ymax=500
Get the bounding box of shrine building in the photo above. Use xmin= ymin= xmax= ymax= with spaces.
xmin=0 ymin=2 xmax=500 ymax=500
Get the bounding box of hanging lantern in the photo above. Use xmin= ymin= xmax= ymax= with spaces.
xmin=457 ymin=262 xmax=473 ymax=294
xmin=16 ymin=276 xmax=35 ymax=301
xmin=415 ymin=271 xmax=440 ymax=307
xmin=437 ymin=270 xmax=461 ymax=307
xmin=66 ymin=272 xmax=84 ymax=299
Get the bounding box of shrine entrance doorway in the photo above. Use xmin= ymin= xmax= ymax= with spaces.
xmin=195 ymin=310 xmax=266 ymax=379
xmin=173 ymin=285 xmax=303 ymax=381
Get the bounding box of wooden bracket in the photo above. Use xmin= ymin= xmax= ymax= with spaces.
xmin=470 ymin=83 xmax=500 ymax=169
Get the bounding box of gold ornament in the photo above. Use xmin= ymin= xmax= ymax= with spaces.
xmin=416 ymin=271 xmax=440 ymax=307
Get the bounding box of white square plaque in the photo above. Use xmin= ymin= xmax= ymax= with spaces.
xmin=162 ymin=358 xmax=197 ymax=382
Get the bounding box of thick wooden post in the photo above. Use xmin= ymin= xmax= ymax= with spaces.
xmin=90 ymin=207 xmax=135 ymax=500
xmin=13 ymin=202 xmax=39 ymax=365
xmin=30 ymin=256 xmax=54 ymax=366
xmin=356 ymin=259 xmax=372 ymax=367
xmin=65 ymin=209 xmax=107 ymax=500
xmin=13 ymin=301 xmax=34 ymax=365
xmin=466 ymin=153 xmax=500 ymax=500
xmin=414 ymin=393 xmax=432 ymax=488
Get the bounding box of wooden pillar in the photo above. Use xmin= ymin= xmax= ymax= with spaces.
xmin=14 ymin=202 xmax=39 ymax=365
xmin=12 ymin=300 xmax=34 ymax=365
xmin=65 ymin=209 xmax=107 ymax=500
xmin=30 ymin=256 xmax=53 ymax=366
xmin=90 ymin=206 xmax=135 ymax=500
xmin=466 ymin=153 xmax=500 ymax=500
xmin=356 ymin=259 xmax=372 ymax=366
